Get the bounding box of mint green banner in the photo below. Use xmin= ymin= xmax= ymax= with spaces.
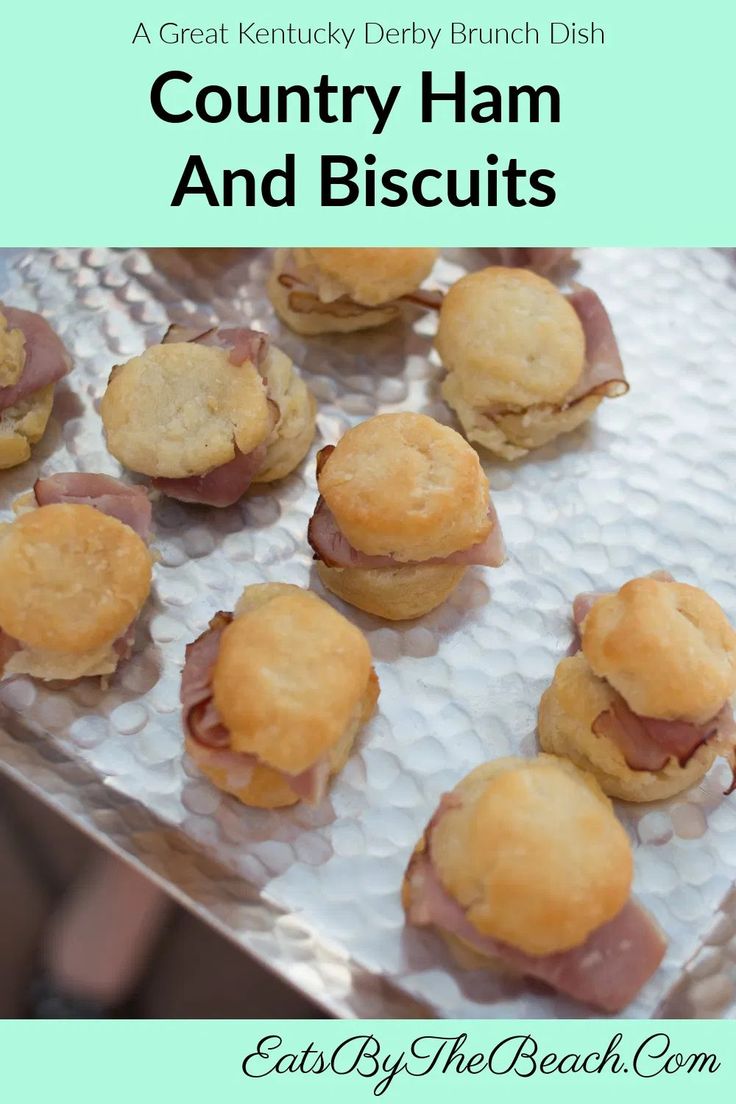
xmin=1 ymin=0 xmax=734 ymax=245
xmin=1 ymin=1020 xmax=733 ymax=1101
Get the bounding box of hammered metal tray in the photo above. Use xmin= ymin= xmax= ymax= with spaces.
xmin=1 ymin=247 xmax=736 ymax=1019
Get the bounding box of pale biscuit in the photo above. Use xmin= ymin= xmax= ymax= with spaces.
xmin=101 ymin=342 xmax=271 ymax=479
xmin=429 ymin=755 xmax=632 ymax=957
xmin=292 ymin=248 xmax=439 ymax=307
xmin=317 ymin=413 xmax=490 ymax=561
xmin=212 ymin=586 xmax=377 ymax=774
xmin=538 ymin=653 xmax=722 ymax=802
xmin=0 ymin=384 xmax=54 ymax=470
xmin=436 ymin=267 xmax=586 ymax=409
xmin=0 ymin=504 xmax=152 ymax=655
xmin=581 ymin=577 xmax=736 ymax=723
xmin=253 ymin=345 xmax=317 ymax=482
xmin=316 ymin=561 xmax=466 ymax=621
xmin=442 ymin=372 xmax=601 ymax=460
xmin=267 ymin=263 xmax=400 ymax=336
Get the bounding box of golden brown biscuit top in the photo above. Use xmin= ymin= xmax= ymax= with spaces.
xmin=212 ymin=586 xmax=373 ymax=773
xmin=293 ymin=248 xmax=438 ymax=306
xmin=317 ymin=412 xmax=491 ymax=561
xmin=581 ymin=577 xmax=736 ymax=723
xmin=0 ymin=310 xmax=26 ymax=388
xmin=100 ymin=342 xmax=271 ymax=479
xmin=431 ymin=755 xmax=632 ymax=956
xmin=0 ymin=504 xmax=152 ymax=654
xmin=435 ymin=267 xmax=586 ymax=408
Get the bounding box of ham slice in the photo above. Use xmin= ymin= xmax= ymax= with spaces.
xmin=180 ymin=613 xmax=234 ymax=749
xmin=152 ymin=441 xmax=267 ymax=508
xmin=496 ymin=248 xmax=575 ymax=275
xmin=162 ymin=323 xmax=270 ymax=370
xmin=277 ymin=263 xmax=442 ymax=314
xmin=34 ymin=472 xmax=152 ymax=540
xmin=308 ymin=498 xmax=505 ymax=570
xmin=406 ymin=844 xmax=666 ymax=1012
xmin=563 ymin=285 xmax=629 ymax=406
xmin=593 ymin=697 xmax=735 ymax=772
xmin=180 ymin=614 xmax=334 ymax=803
xmin=0 ymin=305 xmax=70 ymax=411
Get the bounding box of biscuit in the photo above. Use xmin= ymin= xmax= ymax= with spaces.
xmin=429 ymin=755 xmax=632 ymax=956
xmin=581 ymin=577 xmax=736 ymax=723
xmin=0 ymin=384 xmax=54 ymax=470
xmin=293 ymin=248 xmax=439 ymax=307
xmin=252 ymin=345 xmax=317 ymax=482
xmin=316 ymin=561 xmax=466 ymax=621
xmin=212 ymin=586 xmax=377 ymax=774
xmin=0 ymin=504 xmax=152 ymax=655
xmin=317 ymin=413 xmax=490 ymax=561
xmin=538 ymin=653 xmax=721 ymax=802
xmin=436 ymin=267 xmax=586 ymax=409
xmin=101 ymin=342 xmax=271 ymax=479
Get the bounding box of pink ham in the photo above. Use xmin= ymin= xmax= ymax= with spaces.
xmin=276 ymin=260 xmax=442 ymax=313
xmin=180 ymin=613 xmax=234 ymax=749
xmin=496 ymin=248 xmax=575 ymax=275
xmin=593 ymin=697 xmax=735 ymax=772
xmin=406 ymin=845 xmax=666 ymax=1012
xmin=152 ymin=441 xmax=267 ymax=508
xmin=563 ymin=285 xmax=629 ymax=406
xmin=286 ymin=758 xmax=333 ymax=804
xmin=162 ymin=323 xmax=270 ymax=370
xmin=34 ymin=472 xmax=152 ymax=540
xmin=308 ymin=498 xmax=505 ymax=570
xmin=0 ymin=305 xmax=70 ymax=411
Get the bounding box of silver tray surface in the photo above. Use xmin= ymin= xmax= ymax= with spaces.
xmin=1 ymin=247 xmax=736 ymax=1019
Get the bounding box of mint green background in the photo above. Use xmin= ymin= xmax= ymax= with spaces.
xmin=1 ymin=0 xmax=734 ymax=245
xmin=0 ymin=1020 xmax=733 ymax=1101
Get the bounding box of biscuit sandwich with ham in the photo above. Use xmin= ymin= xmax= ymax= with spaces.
xmin=539 ymin=573 xmax=736 ymax=801
xmin=100 ymin=324 xmax=316 ymax=507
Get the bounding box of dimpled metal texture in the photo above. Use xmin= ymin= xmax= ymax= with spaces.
xmin=1 ymin=247 xmax=735 ymax=1020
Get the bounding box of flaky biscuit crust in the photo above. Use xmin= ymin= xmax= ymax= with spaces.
xmin=0 ymin=383 xmax=54 ymax=469
xmin=581 ymin=577 xmax=736 ymax=723
xmin=538 ymin=654 xmax=720 ymax=802
xmin=316 ymin=561 xmax=466 ymax=621
xmin=436 ymin=267 xmax=585 ymax=409
xmin=212 ymin=585 xmax=376 ymax=773
xmin=101 ymin=342 xmax=271 ymax=479
xmin=294 ymin=248 xmax=438 ymax=307
xmin=0 ymin=504 xmax=152 ymax=654
xmin=318 ymin=413 xmax=490 ymax=561
xmin=430 ymin=755 xmax=632 ymax=957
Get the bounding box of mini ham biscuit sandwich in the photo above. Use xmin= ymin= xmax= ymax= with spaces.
xmin=181 ymin=583 xmax=379 ymax=808
xmin=0 ymin=473 xmax=152 ymax=682
xmin=307 ymin=412 xmax=505 ymax=621
xmin=0 ymin=304 xmax=71 ymax=469
xmin=100 ymin=325 xmax=316 ymax=507
xmin=436 ymin=267 xmax=628 ymax=460
xmin=268 ymin=248 xmax=441 ymax=335
xmin=403 ymin=755 xmax=667 ymax=1012
xmin=539 ymin=574 xmax=736 ymax=802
